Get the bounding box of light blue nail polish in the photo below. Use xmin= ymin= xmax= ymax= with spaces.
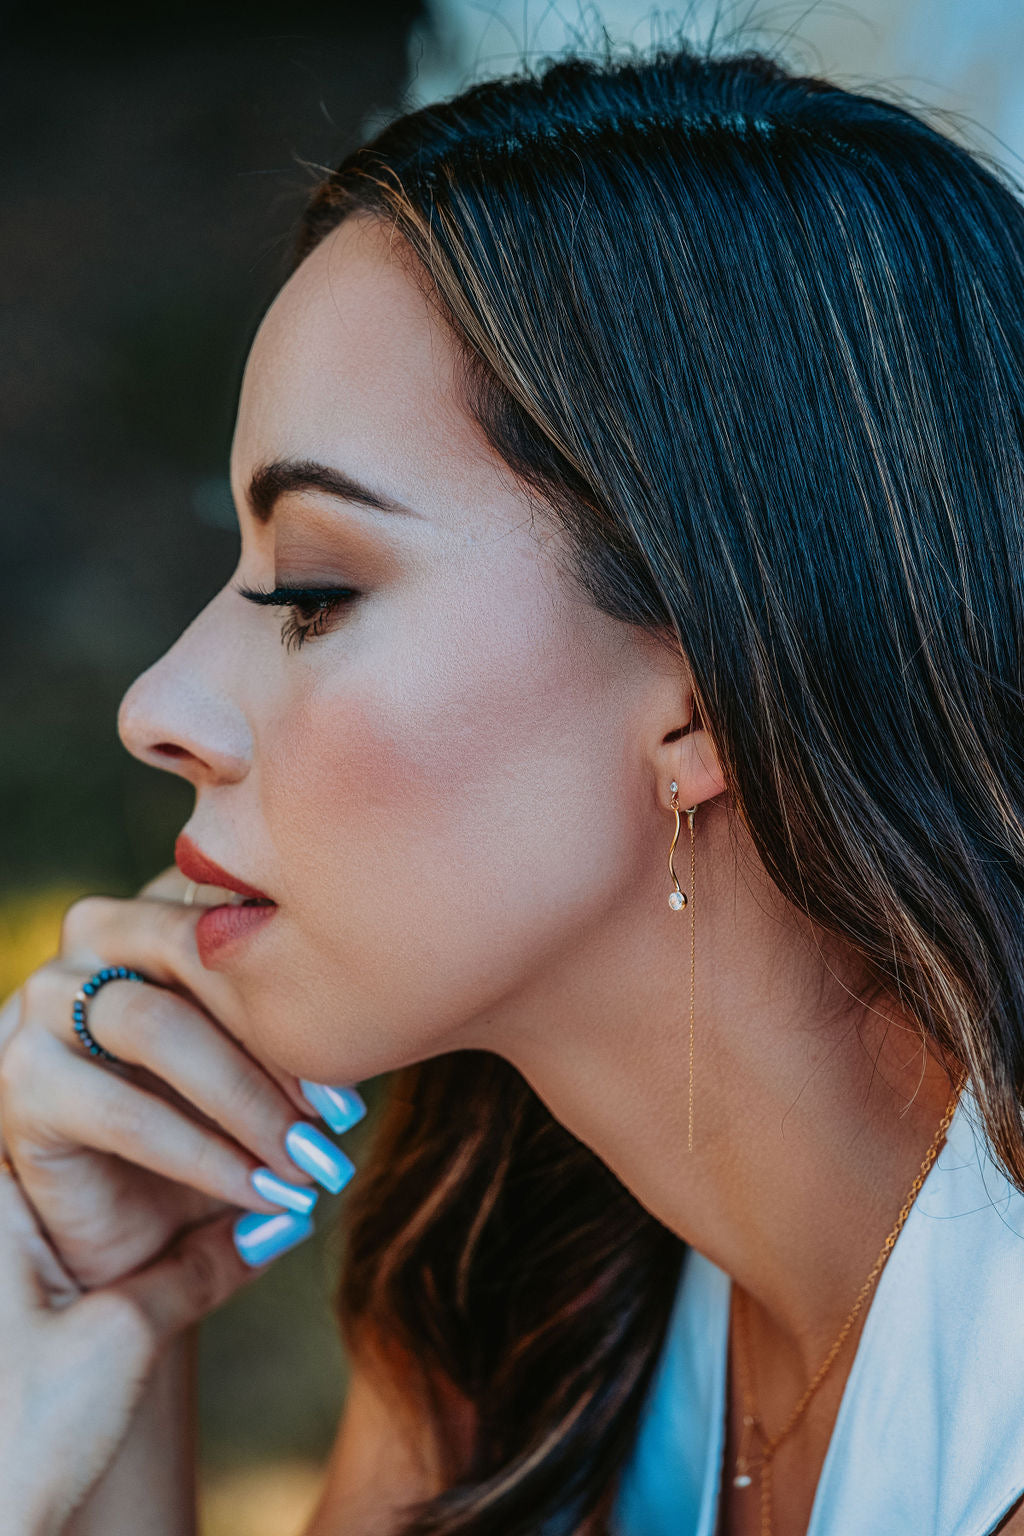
xmin=298 ymin=1079 xmax=367 ymax=1134
xmin=233 ymin=1210 xmax=315 ymax=1267
xmin=285 ymin=1121 xmax=357 ymax=1194
xmin=249 ymin=1166 xmax=319 ymax=1215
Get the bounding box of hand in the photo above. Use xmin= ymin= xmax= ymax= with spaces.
xmin=0 ymin=1151 xmax=260 ymax=1536
xmin=0 ymin=865 xmax=346 ymax=1291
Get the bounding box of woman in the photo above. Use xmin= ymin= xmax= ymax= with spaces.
xmin=2 ymin=36 xmax=1024 ymax=1536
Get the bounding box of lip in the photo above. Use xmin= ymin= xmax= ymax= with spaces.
xmin=175 ymin=833 xmax=274 ymax=902
xmin=195 ymin=902 xmax=278 ymax=965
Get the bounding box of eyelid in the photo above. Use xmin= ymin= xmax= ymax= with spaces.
xmin=232 ymin=579 xmax=362 ymax=654
xmin=233 ymin=581 xmax=360 ymax=605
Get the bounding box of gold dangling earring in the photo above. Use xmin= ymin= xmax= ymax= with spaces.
xmin=668 ymin=781 xmax=698 ymax=1152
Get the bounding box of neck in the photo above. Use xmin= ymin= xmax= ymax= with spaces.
xmin=487 ymin=804 xmax=960 ymax=1382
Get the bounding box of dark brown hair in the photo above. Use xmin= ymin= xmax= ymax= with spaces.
xmin=290 ymin=38 xmax=1024 ymax=1536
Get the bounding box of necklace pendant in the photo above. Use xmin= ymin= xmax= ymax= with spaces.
xmin=733 ymin=1450 xmax=756 ymax=1490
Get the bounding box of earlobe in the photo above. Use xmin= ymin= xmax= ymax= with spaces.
xmin=678 ymin=723 xmax=727 ymax=801
xmin=646 ymin=670 xmax=724 ymax=811
xmin=655 ymin=719 xmax=726 ymax=814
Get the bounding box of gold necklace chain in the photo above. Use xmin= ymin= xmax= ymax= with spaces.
xmin=728 ymin=1077 xmax=964 ymax=1536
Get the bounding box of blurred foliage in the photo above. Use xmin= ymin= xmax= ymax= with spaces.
xmin=0 ymin=885 xmax=85 ymax=1003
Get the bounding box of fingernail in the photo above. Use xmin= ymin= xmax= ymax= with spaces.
xmin=249 ymin=1166 xmax=320 ymax=1215
xmin=298 ymin=1080 xmax=367 ymax=1134
xmin=233 ymin=1210 xmax=315 ymax=1267
xmin=285 ymin=1122 xmax=357 ymax=1194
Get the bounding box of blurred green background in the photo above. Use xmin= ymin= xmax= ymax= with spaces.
xmin=3 ymin=0 xmax=1024 ymax=1530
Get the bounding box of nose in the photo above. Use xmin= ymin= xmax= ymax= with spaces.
xmin=117 ymin=599 xmax=252 ymax=787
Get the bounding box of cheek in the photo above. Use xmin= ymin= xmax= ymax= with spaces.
xmin=252 ymin=570 xmax=642 ymax=1070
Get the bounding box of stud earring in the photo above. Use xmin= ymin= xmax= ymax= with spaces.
xmin=668 ymin=780 xmax=698 ymax=1152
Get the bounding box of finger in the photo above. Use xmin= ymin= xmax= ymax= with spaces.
xmin=0 ymin=987 xmax=25 ymax=1157
xmin=136 ymin=865 xmax=242 ymax=909
xmin=99 ymin=1206 xmax=309 ymax=1351
xmin=59 ymin=979 xmax=319 ymax=1196
xmin=0 ymin=1161 xmax=42 ymax=1312
xmin=137 ymin=864 xmax=195 ymax=902
xmin=0 ymin=1160 xmax=50 ymax=1314
xmin=56 ymin=897 xmax=316 ymax=1119
xmin=59 ymin=892 xmax=229 ymax=1004
xmin=17 ymin=965 xmax=320 ymax=1191
xmin=0 ymin=1160 xmax=82 ymax=1309
xmin=27 ymin=1046 xmax=313 ymax=1217
xmin=136 ymin=864 xmax=188 ymax=901
xmin=0 ymin=985 xmax=24 ymax=1056
xmin=41 ymin=1238 xmax=242 ymax=1509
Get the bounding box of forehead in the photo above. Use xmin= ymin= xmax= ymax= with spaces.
xmin=229 ymin=212 xmax=492 ymax=518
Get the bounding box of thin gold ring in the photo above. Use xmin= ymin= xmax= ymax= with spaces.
xmin=182 ymin=880 xmax=199 ymax=906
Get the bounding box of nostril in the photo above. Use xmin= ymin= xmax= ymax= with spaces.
xmin=155 ymin=743 xmax=191 ymax=759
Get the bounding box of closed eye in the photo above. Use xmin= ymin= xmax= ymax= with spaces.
xmin=233 ymin=581 xmax=361 ymax=653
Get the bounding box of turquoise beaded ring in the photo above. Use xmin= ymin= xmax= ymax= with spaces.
xmin=72 ymin=966 xmax=146 ymax=1064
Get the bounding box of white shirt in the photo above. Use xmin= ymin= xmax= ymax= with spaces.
xmin=611 ymin=1081 xmax=1024 ymax=1535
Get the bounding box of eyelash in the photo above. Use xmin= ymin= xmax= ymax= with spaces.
xmin=234 ymin=582 xmax=361 ymax=653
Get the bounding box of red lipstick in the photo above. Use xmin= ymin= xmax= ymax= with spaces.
xmin=174 ymin=833 xmax=274 ymax=901
xmin=174 ymin=833 xmax=278 ymax=965
xmin=193 ymin=902 xmax=277 ymax=964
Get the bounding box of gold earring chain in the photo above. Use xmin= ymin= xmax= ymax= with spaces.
xmin=668 ymin=781 xmax=697 ymax=1152
xmin=687 ymin=804 xmax=696 ymax=1155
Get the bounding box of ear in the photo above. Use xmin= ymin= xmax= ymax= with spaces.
xmin=651 ymin=686 xmax=726 ymax=812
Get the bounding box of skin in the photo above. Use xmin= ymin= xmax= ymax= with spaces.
xmin=110 ymin=209 xmax=965 ymax=1535
xmin=0 ymin=1141 xmax=256 ymax=1535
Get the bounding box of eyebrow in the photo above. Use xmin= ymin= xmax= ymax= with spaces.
xmin=245 ymin=457 xmax=421 ymax=524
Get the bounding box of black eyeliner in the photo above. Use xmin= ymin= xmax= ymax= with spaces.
xmin=234 ymin=581 xmax=360 ymax=606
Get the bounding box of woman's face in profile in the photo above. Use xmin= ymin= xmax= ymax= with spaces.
xmin=117 ymin=211 xmax=675 ymax=1083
